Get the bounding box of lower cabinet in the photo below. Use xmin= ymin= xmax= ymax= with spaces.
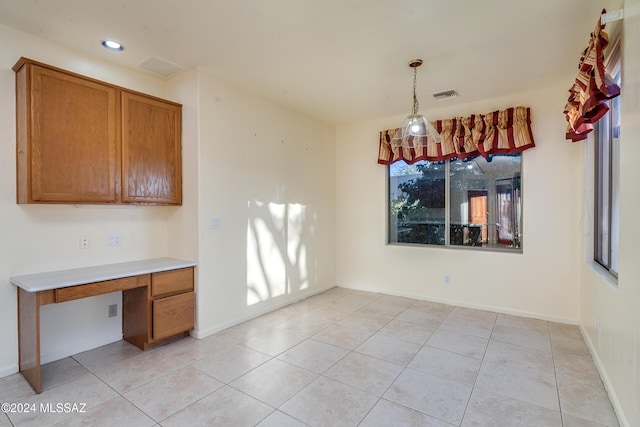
xmin=153 ymin=292 xmax=195 ymax=340
xmin=123 ymin=267 xmax=194 ymax=349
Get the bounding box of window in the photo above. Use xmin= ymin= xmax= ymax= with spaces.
xmin=594 ymin=51 xmax=621 ymax=277
xmin=389 ymin=155 xmax=522 ymax=250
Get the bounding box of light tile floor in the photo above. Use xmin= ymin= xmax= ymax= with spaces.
xmin=0 ymin=287 xmax=620 ymax=427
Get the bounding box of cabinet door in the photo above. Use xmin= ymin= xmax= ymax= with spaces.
xmin=24 ymin=65 xmax=118 ymax=203
xmin=121 ymin=91 xmax=182 ymax=204
xmin=153 ymin=291 xmax=194 ymax=340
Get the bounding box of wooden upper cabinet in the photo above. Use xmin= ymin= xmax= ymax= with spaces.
xmin=13 ymin=58 xmax=182 ymax=205
xmin=121 ymin=91 xmax=182 ymax=204
xmin=15 ymin=60 xmax=119 ymax=203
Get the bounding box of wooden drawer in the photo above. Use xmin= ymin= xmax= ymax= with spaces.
xmin=153 ymin=291 xmax=194 ymax=340
xmin=55 ymin=275 xmax=149 ymax=303
xmin=151 ymin=268 xmax=193 ymax=297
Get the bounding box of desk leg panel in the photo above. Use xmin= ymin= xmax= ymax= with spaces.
xmin=123 ymin=286 xmax=149 ymax=350
xmin=18 ymin=288 xmax=41 ymax=394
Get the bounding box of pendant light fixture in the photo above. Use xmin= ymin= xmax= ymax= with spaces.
xmin=391 ymin=59 xmax=441 ymax=148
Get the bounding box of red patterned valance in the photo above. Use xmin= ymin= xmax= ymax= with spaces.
xmin=378 ymin=106 xmax=535 ymax=165
xmin=564 ymin=9 xmax=621 ymax=142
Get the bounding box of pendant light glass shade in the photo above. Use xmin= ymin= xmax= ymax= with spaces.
xmin=391 ymin=59 xmax=441 ymax=149
xmin=394 ymin=113 xmax=441 ymax=144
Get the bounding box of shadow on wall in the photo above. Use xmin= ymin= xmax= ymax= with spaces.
xmin=246 ymin=199 xmax=317 ymax=306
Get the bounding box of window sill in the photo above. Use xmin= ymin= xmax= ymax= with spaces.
xmin=589 ymin=261 xmax=618 ymax=289
xmin=387 ymin=242 xmax=523 ymax=254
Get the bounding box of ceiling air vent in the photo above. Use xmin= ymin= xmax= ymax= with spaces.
xmin=139 ymin=56 xmax=183 ymax=77
xmin=432 ymin=89 xmax=459 ymax=100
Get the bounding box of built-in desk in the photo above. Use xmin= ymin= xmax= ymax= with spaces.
xmin=10 ymin=257 xmax=196 ymax=394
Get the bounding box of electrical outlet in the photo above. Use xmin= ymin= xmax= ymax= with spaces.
xmin=443 ymin=274 xmax=451 ymax=285
xmin=79 ymin=236 xmax=89 ymax=249
xmin=108 ymin=304 xmax=117 ymax=318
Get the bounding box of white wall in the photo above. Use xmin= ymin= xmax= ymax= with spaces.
xmin=190 ymin=69 xmax=336 ymax=336
xmin=0 ymin=25 xmax=179 ymax=376
xmin=166 ymin=69 xmax=200 ymax=269
xmin=336 ymin=84 xmax=583 ymax=323
xmin=579 ymin=2 xmax=640 ymax=426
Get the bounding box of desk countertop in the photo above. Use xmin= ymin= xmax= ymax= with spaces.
xmin=10 ymin=258 xmax=197 ymax=292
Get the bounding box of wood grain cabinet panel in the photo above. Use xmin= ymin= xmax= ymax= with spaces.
xmin=153 ymin=292 xmax=195 ymax=341
xmin=15 ymin=61 xmax=118 ymax=203
xmin=122 ymin=92 xmax=182 ymax=205
xmin=151 ymin=268 xmax=193 ymax=297
xmin=54 ymin=276 xmax=146 ymax=303
xmin=13 ymin=57 xmax=182 ymax=205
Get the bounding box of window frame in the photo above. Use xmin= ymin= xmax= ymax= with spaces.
xmin=386 ymin=155 xmax=523 ymax=253
xmin=593 ymin=40 xmax=621 ymax=279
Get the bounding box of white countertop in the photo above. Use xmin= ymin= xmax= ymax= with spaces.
xmin=10 ymin=258 xmax=197 ymax=292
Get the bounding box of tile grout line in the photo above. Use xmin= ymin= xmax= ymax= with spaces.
xmin=454 ymin=311 xmax=497 ymax=427
xmin=549 ymin=322 xmax=566 ymax=427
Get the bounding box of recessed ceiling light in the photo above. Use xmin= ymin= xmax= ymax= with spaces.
xmin=101 ymin=39 xmax=124 ymax=51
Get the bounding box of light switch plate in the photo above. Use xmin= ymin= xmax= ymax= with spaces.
xmin=107 ymin=234 xmax=121 ymax=246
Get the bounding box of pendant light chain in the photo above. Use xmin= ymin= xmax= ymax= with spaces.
xmin=412 ymin=66 xmax=419 ymax=115
xmin=390 ymin=58 xmax=441 ymax=145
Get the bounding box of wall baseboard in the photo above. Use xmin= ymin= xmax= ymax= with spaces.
xmin=40 ymin=333 xmax=123 ymax=365
xmin=193 ymin=283 xmax=580 ymax=340
xmin=338 ymin=284 xmax=579 ymax=325
xmin=193 ymin=284 xmax=336 ymax=339
xmin=579 ymin=324 xmax=629 ymax=427
xmin=0 ymin=364 xmax=19 ymax=378
xmin=0 ymin=334 xmax=124 ymax=380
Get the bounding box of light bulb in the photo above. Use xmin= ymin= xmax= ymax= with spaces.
xmin=101 ymin=40 xmax=124 ymax=51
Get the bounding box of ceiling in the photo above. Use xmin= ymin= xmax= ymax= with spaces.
xmin=0 ymin=0 xmax=614 ymax=125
